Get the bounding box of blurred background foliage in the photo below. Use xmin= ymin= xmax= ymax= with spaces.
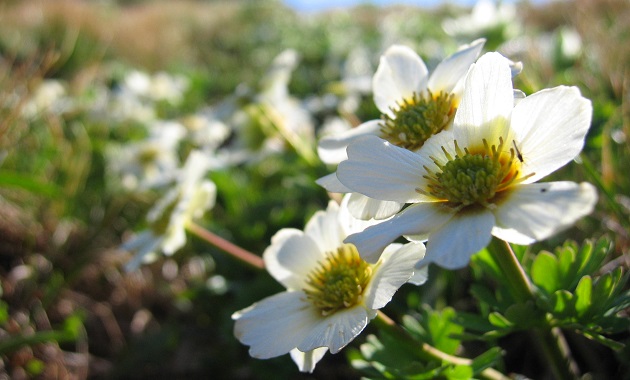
xmin=0 ymin=0 xmax=628 ymax=378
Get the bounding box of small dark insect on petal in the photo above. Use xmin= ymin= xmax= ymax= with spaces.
xmin=512 ymin=140 xmax=524 ymax=162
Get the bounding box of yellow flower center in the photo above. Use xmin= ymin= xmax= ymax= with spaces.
xmin=303 ymin=244 xmax=372 ymax=316
xmin=418 ymin=137 xmax=533 ymax=208
xmin=380 ymin=90 xmax=456 ymax=151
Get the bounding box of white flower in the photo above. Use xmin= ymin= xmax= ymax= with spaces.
xmin=22 ymin=79 xmax=74 ymax=118
xmin=232 ymin=195 xmax=425 ymax=372
xmin=227 ymin=49 xmax=316 ymax=164
xmin=336 ymin=52 xmax=597 ymax=269
xmin=122 ymin=150 xmax=216 ymax=271
xmin=107 ymin=121 xmax=186 ymax=191
xmin=442 ymin=0 xmax=519 ymax=39
xmin=123 ymin=69 xmax=189 ymax=105
xmin=317 ymin=40 xmax=485 ymax=220
xmin=181 ymin=108 xmax=231 ymax=154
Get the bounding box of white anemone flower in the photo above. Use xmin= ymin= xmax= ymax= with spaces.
xmin=232 ymin=195 xmax=425 ymax=372
xmin=227 ymin=49 xmax=316 ymax=164
xmin=107 ymin=121 xmax=186 ymax=191
xmin=123 ymin=69 xmax=189 ymax=105
xmin=336 ymin=52 xmax=597 ymax=269
xmin=317 ymin=39 xmax=485 ymax=220
xmin=22 ymin=79 xmax=74 ymax=118
xmin=122 ymin=150 xmax=217 ymax=271
xmin=442 ymin=0 xmax=519 ymax=39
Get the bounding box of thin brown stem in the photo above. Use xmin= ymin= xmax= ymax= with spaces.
xmin=186 ymin=222 xmax=264 ymax=270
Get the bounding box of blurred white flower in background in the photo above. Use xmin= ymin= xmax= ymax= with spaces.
xmin=227 ymin=49 xmax=316 ymax=164
xmin=122 ymin=150 xmax=217 ymax=271
xmin=442 ymin=0 xmax=520 ymax=40
xmin=123 ymin=69 xmax=190 ymax=105
xmin=106 ymin=120 xmax=186 ymax=191
xmin=109 ymin=69 xmax=190 ymax=123
xmin=22 ymin=79 xmax=74 ymax=118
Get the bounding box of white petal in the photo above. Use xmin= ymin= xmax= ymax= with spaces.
xmin=305 ymin=201 xmax=346 ymax=253
xmin=364 ymin=242 xmax=425 ymax=309
xmin=316 ymin=173 xmax=352 ymax=193
xmin=162 ymin=224 xmax=186 ymax=255
xmin=290 ymin=347 xmax=328 ymax=373
xmin=425 ymin=209 xmax=495 ymax=269
xmin=493 ymin=182 xmax=598 ymax=242
xmin=408 ymin=265 xmax=429 ymax=286
xmin=454 ymin=52 xmax=514 ymax=147
xmin=511 ymin=86 xmax=592 ymax=183
xmin=338 ymin=193 xmax=390 ymax=233
xmin=232 ymin=291 xmax=321 ymax=359
xmin=345 ymin=202 xmax=455 ymax=263
xmin=263 ymin=229 xmax=323 ymax=289
xmin=317 ymin=120 xmax=382 ymax=164
xmin=123 ymin=231 xmax=162 ymax=272
xmin=491 ymin=225 xmax=536 ymax=245
xmin=189 ymin=180 xmax=217 ymax=218
xmin=428 ymin=38 xmax=485 ymax=94
xmin=373 ymin=45 xmax=428 ymax=117
xmin=347 ymin=193 xmax=403 ymax=220
xmin=337 ymin=136 xmax=435 ymax=203
xmin=414 ymin=128 xmax=456 ymax=165
xmin=297 ymin=306 xmax=371 ymax=354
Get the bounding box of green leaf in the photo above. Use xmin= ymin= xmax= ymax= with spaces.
xmin=549 ymin=290 xmax=575 ymax=318
xmin=488 ymin=312 xmax=512 ymax=328
xmin=581 ymin=331 xmax=626 ymax=351
xmin=470 ymin=248 xmax=502 ymax=282
xmin=470 ymin=347 xmax=503 ymax=375
xmin=504 ymin=301 xmax=542 ymax=328
xmin=574 ymin=275 xmax=593 ymax=317
xmin=443 ymin=364 xmax=473 ymax=380
xmin=557 ymin=244 xmax=576 ymax=288
xmin=0 ymin=171 xmax=62 ymax=197
xmin=403 ymin=307 xmax=464 ymax=356
xmin=425 ymin=308 xmax=464 ymax=355
xmin=469 ymin=284 xmax=500 ymax=311
xmin=453 ymin=311 xmax=495 ymax=334
xmin=25 ymin=359 xmax=45 ymax=376
xmin=578 ymin=238 xmax=611 ymax=277
xmin=591 ymin=269 xmax=618 ymax=313
xmin=0 ymin=300 xmax=8 ymax=325
xmin=531 ymin=251 xmax=559 ymax=294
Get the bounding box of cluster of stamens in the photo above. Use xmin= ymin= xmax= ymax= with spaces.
xmin=303 ymin=244 xmax=372 ymax=316
xmin=417 ymin=137 xmax=533 ymax=208
xmin=380 ymin=90 xmax=456 ymax=151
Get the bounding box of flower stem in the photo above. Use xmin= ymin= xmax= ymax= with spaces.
xmin=487 ymin=237 xmax=579 ymax=380
xmin=486 ymin=238 xmax=533 ymax=301
xmin=374 ymin=312 xmax=510 ymax=380
xmin=186 ymin=222 xmax=264 ymax=270
xmin=254 ymin=104 xmax=319 ymax=167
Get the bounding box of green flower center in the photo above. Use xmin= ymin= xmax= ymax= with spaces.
xmin=304 ymin=244 xmax=372 ymax=316
xmin=138 ymin=146 xmax=161 ymax=166
xmin=419 ymin=138 xmax=532 ymax=208
xmin=148 ymin=194 xmax=180 ymax=235
xmin=380 ymin=90 xmax=456 ymax=151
